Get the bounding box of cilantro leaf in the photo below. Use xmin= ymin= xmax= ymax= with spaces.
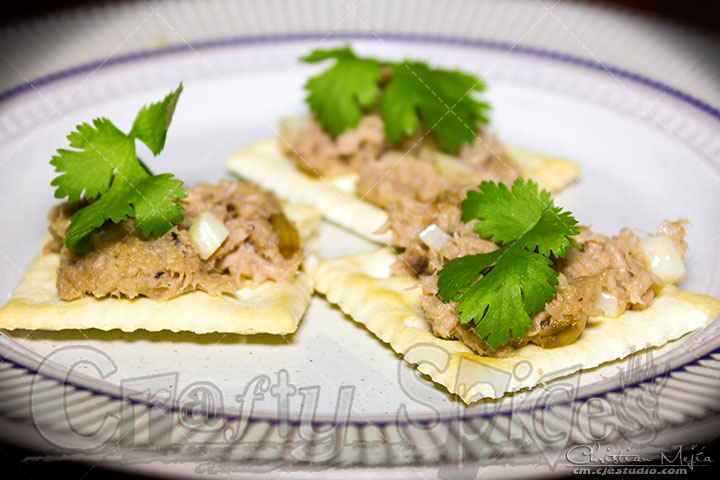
xmin=132 ymin=174 xmax=187 ymax=237
xmin=381 ymin=61 xmax=489 ymax=153
xmin=50 ymin=84 xmax=186 ymax=253
xmin=62 ymin=167 xmax=186 ymax=252
xmin=301 ymin=47 xmax=381 ymax=136
xmin=462 ymin=179 xmax=578 ymax=257
xmin=301 ymin=47 xmax=490 ymax=152
xmin=445 ymin=245 xmax=558 ymax=349
xmin=437 ymin=178 xmax=579 ymax=350
xmin=50 ymin=118 xmax=136 ymax=203
xmin=63 ymin=179 xmax=139 ymax=251
xmin=130 ymin=83 xmax=183 ymax=155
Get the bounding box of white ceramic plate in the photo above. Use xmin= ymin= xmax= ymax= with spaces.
xmin=1 ymin=1 xmax=719 ymax=477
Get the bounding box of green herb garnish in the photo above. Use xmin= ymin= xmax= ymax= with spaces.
xmin=303 ymin=48 xmax=382 ymax=137
xmin=50 ymin=84 xmax=186 ymax=253
xmin=437 ymin=178 xmax=580 ymax=349
xmin=301 ymin=47 xmax=489 ymax=154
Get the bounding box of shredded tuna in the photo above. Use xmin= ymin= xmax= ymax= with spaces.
xmin=658 ymin=219 xmax=688 ymax=257
xmin=281 ymin=113 xmax=517 ymax=209
xmin=377 ymin=188 xmax=497 ymax=276
xmin=404 ymin=211 xmax=671 ymax=356
xmin=458 ymin=133 xmax=517 ymax=186
xmin=355 ymin=153 xmax=443 ymax=208
xmin=280 ymin=115 xmax=387 ymax=177
xmin=48 ymin=179 xmax=302 ymax=301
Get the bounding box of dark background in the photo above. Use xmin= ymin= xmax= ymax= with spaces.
xmin=3 ymin=0 xmax=720 ymax=32
xmin=1 ymin=0 xmax=719 ymax=479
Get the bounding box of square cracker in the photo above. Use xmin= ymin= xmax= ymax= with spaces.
xmin=0 ymin=204 xmax=321 ymax=335
xmin=313 ymin=248 xmax=720 ymax=403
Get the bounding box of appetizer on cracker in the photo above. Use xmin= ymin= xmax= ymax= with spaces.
xmin=0 ymin=84 xmax=320 ymax=335
xmin=227 ymin=47 xmax=580 ymax=243
xmin=313 ymin=180 xmax=720 ymax=402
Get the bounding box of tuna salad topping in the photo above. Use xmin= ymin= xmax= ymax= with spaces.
xmin=281 ymin=113 xmax=517 ymax=206
xmin=50 ymin=84 xmax=188 ymax=254
xmin=47 ymin=86 xmax=302 ymax=302
xmin=385 ymin=179 xmax=686 ymax=357
xmin=418 ymin=222 xmax=683 ymax=357
xmin=283 ymin=47 xmax=523 ymax=210
xmin=48 ymin=179 xmax=302 ymax=301
xmin=299 ymin=47 xmax=491 ymax=155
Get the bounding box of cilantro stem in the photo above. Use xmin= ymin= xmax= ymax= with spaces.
xmin=137 ymin=157 xmax=154 ymax=175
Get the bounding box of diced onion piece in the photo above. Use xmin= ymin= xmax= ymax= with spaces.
xmin=640 ymin=235 xmax=686 ymax=284
xmin=419 ymin=224 xmax=452 ymax=251
xmin=189 ymin=211 xmax=229 ymax=260
xmin=594 ymin=290 xmax=622 ymax=318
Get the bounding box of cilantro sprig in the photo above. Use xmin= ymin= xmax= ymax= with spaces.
xmin=50 ymin=84 xmax=187 ymax=253
xmin=301 ymin=47 xmax=489 ymax=153
xmin=303 ymin=48 xmax=382 ymax=137
xmin=437 ymin=178 xmax=580 ymax=350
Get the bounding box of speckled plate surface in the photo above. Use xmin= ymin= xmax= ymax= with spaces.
xmin=0 ymin=0 xmax=719 ymax=477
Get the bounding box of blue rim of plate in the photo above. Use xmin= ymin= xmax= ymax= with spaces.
xmin=3 ymin=32 xmax=720 ymax=123
xmin=1 ymin=31 xmax=718 ymax=428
